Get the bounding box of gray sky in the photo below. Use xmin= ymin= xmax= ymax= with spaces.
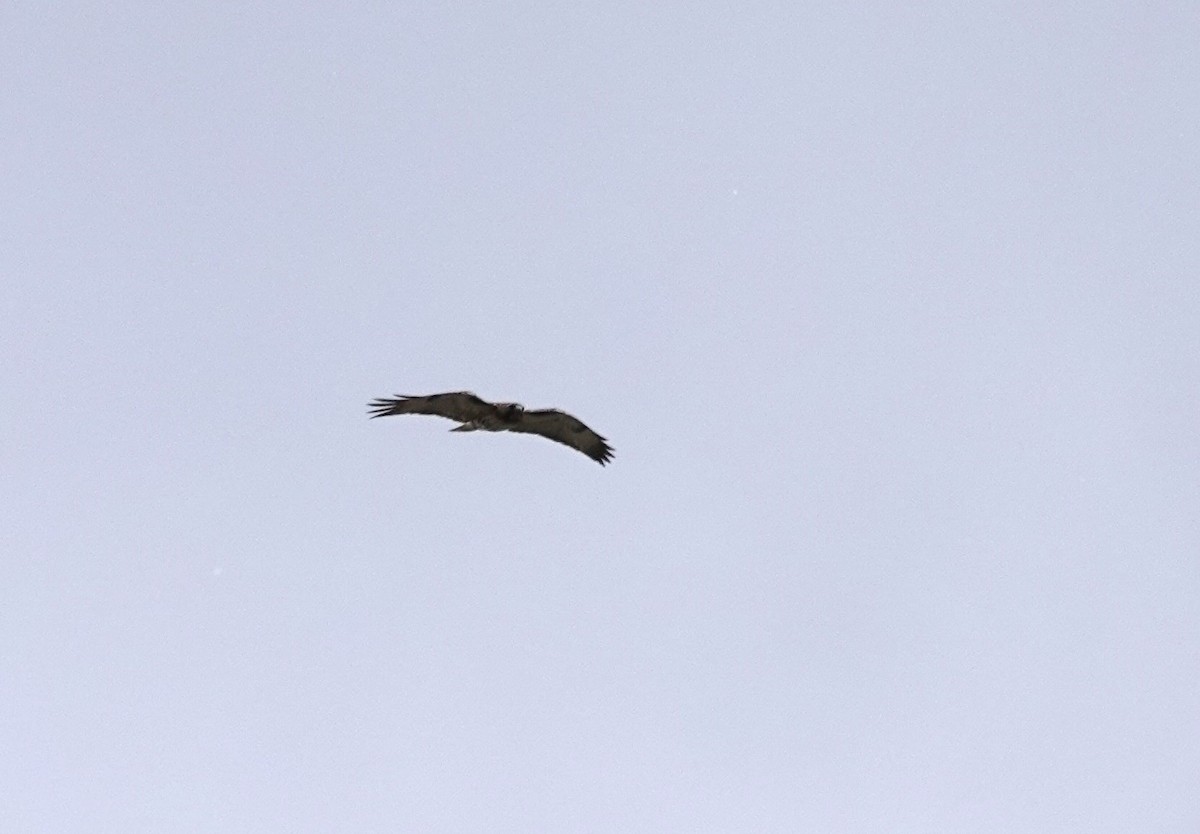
xmin=3 ymin=3 xmax=1198 ymax=832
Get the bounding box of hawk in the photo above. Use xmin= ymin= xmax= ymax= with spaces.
xmin=368 ymin=391 xmax=614 ymax=466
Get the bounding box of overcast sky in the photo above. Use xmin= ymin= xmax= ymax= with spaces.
xmin=3 ymin=4 xmax=1198 ymax=832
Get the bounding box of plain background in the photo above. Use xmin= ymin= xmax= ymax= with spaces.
xmin=3 ymin=4 xmax=1198 ymax=832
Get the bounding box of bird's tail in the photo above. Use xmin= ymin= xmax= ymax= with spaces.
xmin=450 ymin=423 xmax=477 ymax=432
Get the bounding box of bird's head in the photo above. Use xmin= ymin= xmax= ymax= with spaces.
xmin=499 ymin=402 xmax=524 ymax=420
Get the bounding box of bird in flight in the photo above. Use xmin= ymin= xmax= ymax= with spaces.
xmin=367 ymin=391 xmax=614 ymax=466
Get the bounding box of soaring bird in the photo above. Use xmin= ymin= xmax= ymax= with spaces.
xmin=367 ymin=391 xmax=614 ymax=465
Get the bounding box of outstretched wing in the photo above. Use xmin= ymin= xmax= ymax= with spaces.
xmin=367 ymin=391 xmax=494 ymax=422
xmin=506 ymin=408 xmax=614 ymax=465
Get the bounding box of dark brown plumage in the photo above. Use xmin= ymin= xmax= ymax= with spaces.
xmin=367 ymin=391 xmax=614 ymax=465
